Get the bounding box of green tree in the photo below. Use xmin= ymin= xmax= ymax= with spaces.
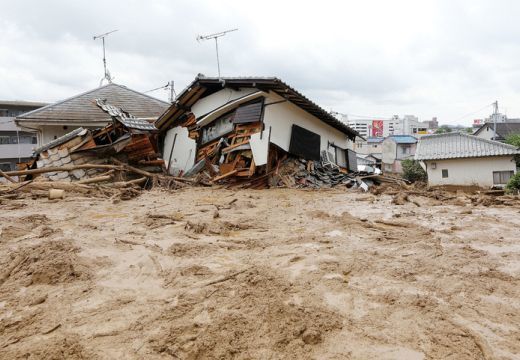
xmin=505 ymin=134 xmax=520 ymax=147
xmin=401 ymin=159 xmax=427 ymax=182
xmin=506 ymin=172 xmax=520 ymax=194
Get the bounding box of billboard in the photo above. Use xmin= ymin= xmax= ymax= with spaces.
xmin=372 ymin=120 xmax=384 ymax=137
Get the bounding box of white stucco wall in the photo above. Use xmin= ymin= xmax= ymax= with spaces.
xmin=191 ymin=88 xmax=259 ymax=118
xmin=425 ymin=156 xmax=517 ymax=187
xmin=262 ymin=92 xmax=351 ymax=153
xmin=163 ymin=126 xmax=197 ymax=176
xmin=474 ymin=126 xmax=495 ymax=140
xmin=39 ymin=125 xmax=104 ymax=145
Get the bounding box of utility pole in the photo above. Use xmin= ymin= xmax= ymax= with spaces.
xmin=93 ymin=29 xmax=118 ymax=86
xmin=492 ymin=100 xmax=499 ymax=140
xmin=197 ymin=29 xmax=238 ymax=78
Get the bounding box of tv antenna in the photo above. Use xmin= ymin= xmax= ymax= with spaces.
xmin=93 ymin=29 xmax=118 ymax=86
xmin=197 ymin=28 xmax=238 ymax=78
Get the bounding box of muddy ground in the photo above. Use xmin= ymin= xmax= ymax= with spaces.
xmin=0 ymin=187 xmax=519 ymax=359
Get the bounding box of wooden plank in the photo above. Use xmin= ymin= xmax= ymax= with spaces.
xmin=212 ymin=170 xmax=238 ymax=182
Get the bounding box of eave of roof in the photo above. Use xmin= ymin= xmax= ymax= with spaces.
xmin=156 ymin=76 xmax=359 ymax=139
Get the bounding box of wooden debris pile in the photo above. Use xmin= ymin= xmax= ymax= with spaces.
xmin=0 ymin=100 xmax=194 ymax=199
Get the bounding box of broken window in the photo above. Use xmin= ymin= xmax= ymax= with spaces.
xmin=200 ymin=112 xmax=235 ymax=144
xmin=289 ymin=125 xmax=321 ymax=161
xmin=442 ymin=169 xmax=449 ymax=178
xmin=493 ymin=170 xmax=514 ymax=185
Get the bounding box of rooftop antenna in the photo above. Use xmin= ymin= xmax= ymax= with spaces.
xmin=93 ymin=29 xmax=118 ymax=86
xmin=196 ymin=28 xmax=238 ymax=78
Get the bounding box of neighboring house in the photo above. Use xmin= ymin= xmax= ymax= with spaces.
xmin=0 ymin=100 xmax=47 ymax=173
xmin=355 ymin=137 xmax=384 ymax=155
xmin=473 ymin=122 xmax=520 ymax=142
xmin=382 ymin=135 xmax=417 ymax=173
xmin=155 ymin=76 xmax=359 ymax=176
xmin=415 ymin=132 xmax=520 ymax=188
xmin=16 ymin=83 xmax=169 ymax=146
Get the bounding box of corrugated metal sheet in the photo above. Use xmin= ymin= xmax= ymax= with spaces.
xmin=415 ymin=132 xmax=520 ymax=160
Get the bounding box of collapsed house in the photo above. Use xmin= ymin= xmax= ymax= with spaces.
xmin=26 ymin=99 xmax=162 ymax=182
xmin=155 ymin=76 xmax=360 ymax=187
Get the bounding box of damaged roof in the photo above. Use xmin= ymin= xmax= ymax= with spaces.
xmin=17 ymin=83 xmax=169 ymax=125
xmin=415 ymin=132 xmax=520 ymax=161
xmin=155 ymin=76 xmax=359 ymax=139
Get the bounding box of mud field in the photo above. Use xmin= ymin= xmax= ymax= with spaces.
xmin=0 ymin=187 xmax=519 ymax=359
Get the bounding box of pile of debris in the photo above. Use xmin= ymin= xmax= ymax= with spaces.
xmin=0 ymin=100 xmax=192 ymax=200
xmin=268 ymin=156 xmax=405 ymax=190
xmin=269 ymin=157 xmax=355 ymax=188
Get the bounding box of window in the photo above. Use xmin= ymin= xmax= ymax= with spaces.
xmin=0 ymin=163 xmax=12 ymax=172
xmin=493 ymin=171 xmax=514 ymax=185
xmin=401 ymin=145 xmax=411 ymax=154
xmin=442 ymin=169 xmax=449 ymax=178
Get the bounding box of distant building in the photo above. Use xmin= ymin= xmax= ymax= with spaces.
xmin=16 ymin=83 xmax=169 ymax=146
xmin=382 ymin=135 xmax=418 ymax=174
xmin=415 ymin=133 xmax=520 ymax=188
xmin=355 ymin=137 xmax=384 ymax=155
xmin=473 ymin=122 xmax=520 ymax=142
xmin=0 ymin=100 xmax=46 ymax=173
xmin=343 ymin=114 xmax=436 ymax=139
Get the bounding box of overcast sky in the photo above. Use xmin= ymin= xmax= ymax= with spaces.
xmin=1 ymin=0 xmax=519 ymax=125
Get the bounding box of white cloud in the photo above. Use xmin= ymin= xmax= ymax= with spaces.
xmin=1 ymin=0 xmax=520 ymax=124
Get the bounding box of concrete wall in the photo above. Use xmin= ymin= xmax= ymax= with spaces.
xmin=262 ymin=92 xmax=351 ymax=153
xmin=382 ymin=139 xmax=397 ymax=164
xmin=425 ymin=156 xmax=517 ymax=187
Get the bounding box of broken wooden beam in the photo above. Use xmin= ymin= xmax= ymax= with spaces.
xmin=0 ymin=169 xmax=17 ymax=183
xmin=2 ymin=164 xmax=123 ymax=177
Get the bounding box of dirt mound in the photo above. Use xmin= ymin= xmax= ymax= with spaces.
xmin=0 ymin=240 xmax=91 ymax=287
xmin=0 ymin=214 xmax=50 ymax=241
xmin=150 ymin=267 xmax=342 ymax=359
xmin=0 ymin=335 xmax=90 ymax=360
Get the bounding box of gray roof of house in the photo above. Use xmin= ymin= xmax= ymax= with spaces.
xmin=415 ymin=132 xmax=520 ymax=160
xmin=156 ymin=76 xmax=359 ymax=139
xmin=17 ymin=83 xmax=169 ymax=125
xmin=473 ymin=122 xmax=520 ymax=140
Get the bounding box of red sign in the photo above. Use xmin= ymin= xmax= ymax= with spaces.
xmin=372 ymin=120 xmax=384 ymax=137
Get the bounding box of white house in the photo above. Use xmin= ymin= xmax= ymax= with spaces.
xmin=155 ymin=76 xmax=359 ymax=177
xmin=415 ymin=132 xmax=520 ymax=188
xmin=473 ymin=122 xmax=520 ymax=142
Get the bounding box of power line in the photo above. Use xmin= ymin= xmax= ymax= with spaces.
xmin=451 ymin=103 xmax=493 ymax=123
xmin=143 ymin=83 xmax=169 ymax=94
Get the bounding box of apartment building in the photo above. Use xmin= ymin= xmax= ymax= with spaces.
xmin=0 ymin=100 xmax=46 ymax=172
